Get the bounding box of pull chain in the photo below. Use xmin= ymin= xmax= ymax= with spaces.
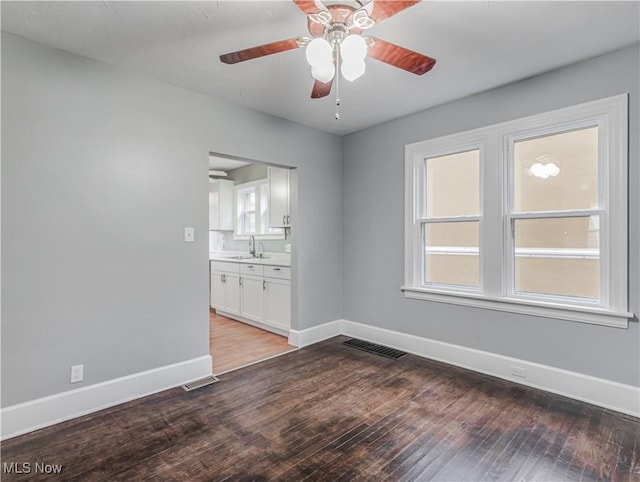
xmin=335 ymin=75 xmax=341 ymax=120
xmin=334 ymin=47 xmax=341 ymax=120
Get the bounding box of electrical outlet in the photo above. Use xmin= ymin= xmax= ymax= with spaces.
xmin=285 ymin=243 xmax=291 ymax=253
xmin=70 ymin=364 xmax=84 ymax=383
xmin=510 ymin=366 xmax=527 ymax=378
xmin=184 ymin=227 xmax=195 ymax=243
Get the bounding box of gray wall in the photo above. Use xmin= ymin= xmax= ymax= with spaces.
xmin=342 ymin=44 xmax=640 ymax=387
xmin=1 ymin=32 xmax=342 ymax=407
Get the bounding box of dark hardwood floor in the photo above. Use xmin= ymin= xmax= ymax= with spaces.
xmin=2 ymin=336 xmax=639 ymax=481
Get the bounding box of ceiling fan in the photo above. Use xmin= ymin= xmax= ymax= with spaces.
xmin=219 ymin=0 xmax=436 ymax=105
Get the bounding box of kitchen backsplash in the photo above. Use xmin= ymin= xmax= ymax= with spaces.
xmin=209 ymin=230 xmax=288 ymax=254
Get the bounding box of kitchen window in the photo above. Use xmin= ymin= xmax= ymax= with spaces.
xmin=235 ymin=179 xmax=284 ymax=239
xmin=403 ymin=94 xmax=631 ymax=327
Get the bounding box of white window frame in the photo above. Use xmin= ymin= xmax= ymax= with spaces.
xmin=236 ymin=185 xmax=257 ymax=235
xmin=504 ymin=119 xmax=606 ymax=308
xmin=413 ymin=138 xmax=486 ymax=294
xmin=403 ymin=94 xmax=631 ymax=328
xmin=234 ymin=179 xmax=284 ymax=240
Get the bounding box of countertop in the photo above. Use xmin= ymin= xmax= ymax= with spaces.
xmin=209 ymin=251 xmax=291 ymax=267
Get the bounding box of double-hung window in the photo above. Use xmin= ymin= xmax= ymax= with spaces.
xmin=404 ymin=95 xmax=631 ymax=327
xmin=236 ymin=185 xmax=257 ymax=235
xmin=235 ymin=179 xmax=284 ymax=239
xmin=421 ymin=146 xmax=482 ymax=290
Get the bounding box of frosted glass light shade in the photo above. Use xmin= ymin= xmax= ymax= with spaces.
xmin=341 ymin=59 xmax=366 ymax=81
xmin=306 ymin=38 xmax=332 ymax=67
xmin=311 ymin=62 xmax=335 ymax=83
xmin=340 ymin=34 xmax=368 ymax=60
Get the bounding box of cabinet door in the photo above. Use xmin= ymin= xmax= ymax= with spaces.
xmin=210 ymin=270 xmax=225 ymax=310
xmin=209 ymin=179 xmax=234 ymax=230
xmin=209 ymin=182 xmax=220 ymax=230
xmin=264 ymin=278 xmax=291 ymax=330
xmin=218 ymin=179 xmax=234 ymax=230
xmin=268 ymin=167 xmax=290 ymax=228
xmin=224 ymin=273 xmax=241 ymax=316
xmin=240 ymin=275 xmax=264 ymax=322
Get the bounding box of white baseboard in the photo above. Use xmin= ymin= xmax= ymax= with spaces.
xmin=341 ymin=320 xmax=639 ymax=417
xmin=288 ymin=319 xmax=344 ymax=347
xmin=291 ymin=319 xmax=639 ymax=417
xmin=4 ymin=318 xmax=638 ymax=440
xmin=0 ymin=355 xmax=212 ymax=440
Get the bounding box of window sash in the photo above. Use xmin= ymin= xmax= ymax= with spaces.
xmin=505 ymin=120 xmax=608 ymax=307
xmin=412 ymin=140 xmax=484 ymax=294
xmin=506 ymin=214 xmax=603 ymax=305
xmin=236 ymin=186 xmax=256 ymax=235
xmin=420 ymin=219 xmax=481 ymax=291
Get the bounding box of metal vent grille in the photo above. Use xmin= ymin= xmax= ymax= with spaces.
xmin=343 ymin=338 xmax=407 ymax=360
xmin=182 ymin=375 xmax=219 ymax=392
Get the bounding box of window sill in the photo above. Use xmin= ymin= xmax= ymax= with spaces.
xmin=401 ymin=286 xmax=633 ymax=328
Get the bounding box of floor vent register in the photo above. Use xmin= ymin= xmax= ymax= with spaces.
xmin=343 ymin=338 xmax=408 ymax=360
xmin=182 ymin=375 xmax=220 ymax=392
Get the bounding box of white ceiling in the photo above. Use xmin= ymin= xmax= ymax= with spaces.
xmin=2 ymin=1 xmax=639 ymax=135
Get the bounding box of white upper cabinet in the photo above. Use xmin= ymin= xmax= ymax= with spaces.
xmin=268 ymin=167 xmax=291 ymax=228
xmin=209 ymin=179 xmax=234 ymax=231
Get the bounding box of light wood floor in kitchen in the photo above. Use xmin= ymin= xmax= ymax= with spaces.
xmin=209 ymin=309 xmax=296 ymax=374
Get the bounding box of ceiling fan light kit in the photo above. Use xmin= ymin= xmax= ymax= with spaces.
xmin=219 ymin=0 xmax=436 ymax=119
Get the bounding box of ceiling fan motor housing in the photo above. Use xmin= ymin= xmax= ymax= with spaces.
xmin=307 ymin=5 xmax=363 ymax=39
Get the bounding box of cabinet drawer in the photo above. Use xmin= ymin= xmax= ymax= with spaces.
xmin=210 ymin=261 xmax=240 ymax=273
xmin=240 ymin=263 xmax=264 ymax=276
xmin=264 ymin=265 xmax=291 ymax=280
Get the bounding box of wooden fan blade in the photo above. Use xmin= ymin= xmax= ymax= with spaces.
xmin=368 ymin=0 xmax=421 ymax=23
xmin=367 ymin=37 xmax=436 ymax=75
xmin=293 ymin=0 xmax=323 ymax=15
xmin=220 ymin=38 xmax=301 ymax=64
xmin=311 ymin=79 xmax=333 ymax=98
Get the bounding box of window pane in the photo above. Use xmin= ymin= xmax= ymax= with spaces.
xmin=243 ymin=213 xmax=256 ymax=233
xmin=244 ymin=191 xmax=256 ymax=211
xmin=424 ymin=222 xmax=479 ymax=287
xmin=425 ymin=149 xmax=479 ymax=217
xmin=514 ymin=217 xmax=599 ymax=299
xmin=514 ymin=127 xmax=598 ymax=212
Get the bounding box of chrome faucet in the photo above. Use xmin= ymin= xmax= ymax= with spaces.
xmin=249 ymin=235 xmax=256 ymax=257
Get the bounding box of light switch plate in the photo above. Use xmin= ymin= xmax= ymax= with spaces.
xmin=184 ymin=227 xmax=195 ymax=243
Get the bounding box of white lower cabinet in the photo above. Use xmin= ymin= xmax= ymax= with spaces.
xmin=223 ymin=272 xmax=240 ymax=316
xmin=240 ymin=274 xmax=264 ymax=322
xmin=264 ymin=277 xmax=291 ymax=331
xmin=211 ymin=260 xmax=291 ymax=334
xmin=210 ymin=261 xmax=240 ymax=316
xmin=210 ymin=270 xmax=225 ymax=309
